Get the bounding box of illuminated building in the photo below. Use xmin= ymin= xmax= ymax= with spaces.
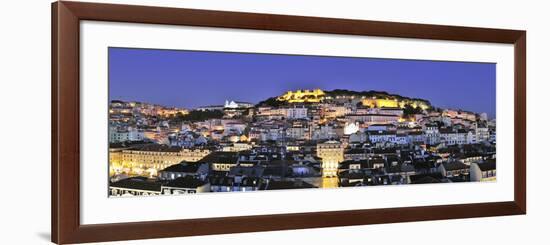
xmin=256 ymin=107 xmax=282 ymax=117
xmin=362 ymin=98 xmax=430 ymax=110
xmin=158 ymin=108 xmax=189 ymax=117
xmin=362 ymin=98 xmax=399 ymax=108
xmin=321 ymin=177 xmax=339 ymax=188
xmin=116 ymin=145 xmax=211 ymax=176
xmin=224 ymin=100 xmax=254 ymax=109
xmin=109 ymin=148 xmax=124 ymax=176
xmin=323 ymin=105 xmax=351 ymax=119
xmin=316 ymin=140 xmax=344 ymax=177
xmin=286 ymin=145 xmax=300 ymax=151
xmin=277 ymin=89 xmax=325 ymax=103
xmin=346 ymin=114 xmax=399 ymax=125
xmin=222 ymin=142 xmax=253 ymax=152
xmin=344 ymin=122 xmax=360 ymax=135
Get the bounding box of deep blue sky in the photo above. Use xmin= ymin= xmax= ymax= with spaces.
xmin=109 ymin=47 xmax=496 ymax=118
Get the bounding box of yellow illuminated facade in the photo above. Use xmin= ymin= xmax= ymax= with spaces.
xmin=277 ymin=89 xmax=325 ymax=103
xmin=321 ymin=177 xmax=339 ymax=188
xmin=109 ymin=148 xmax=211 ymax=177
xmin=317 ymin=141 xmax=344 ymax=177
xmin=222 ymin=142 xmax=252 ymax=152
xmin=362 ymin=98 xmax=430 ymax=110
xmin=158 ymin=108 xmax=189 ymax=117
xmin=277 ymin=89 xmax=430 ymax=111
xmin=109 ymin=149 xmax=124 ymax=176
xmin=408 ymin=101 xmax=430 ymax=110
xmin=362 ymin=98 xmax=399 ymax=108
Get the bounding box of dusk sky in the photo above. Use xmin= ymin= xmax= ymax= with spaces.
xmin=109 ymin=47 xmax=496 ymax=118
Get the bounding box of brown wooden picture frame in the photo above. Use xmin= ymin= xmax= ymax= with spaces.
xmin=51 ymin=1 xmax=526 ymax=244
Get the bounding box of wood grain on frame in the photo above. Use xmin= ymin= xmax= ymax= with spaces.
xmin=52 ymin=1 xmax=526 ymax=244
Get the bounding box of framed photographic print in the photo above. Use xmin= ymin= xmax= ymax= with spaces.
xmin=52 ymin=1 xmax=526 ymax=244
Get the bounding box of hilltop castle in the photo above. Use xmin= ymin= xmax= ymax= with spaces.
xmin=276 ymin=88 xmax=430 ymax=110
xmin=277 ymin=89 xmax=325 ymax=103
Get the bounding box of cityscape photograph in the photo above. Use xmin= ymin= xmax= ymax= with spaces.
xmin=108 ymin=47 xmax=496 ymax=197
